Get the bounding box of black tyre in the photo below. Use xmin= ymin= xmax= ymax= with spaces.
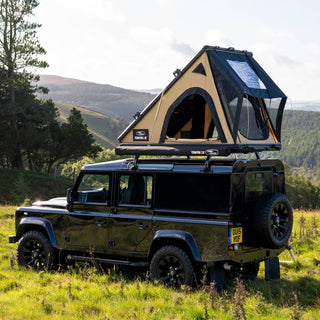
xmin=241 ymin=262 xmax=260 ymax=279
xmin=150 ymin=246 xmax=194 ymax=288
xmin=265 ymin=257 xmax=280 ymax=280
xmin=252 ymin=193 xmax=293 ymax=248
xmin=17 ymin=231 xmax=54 ymax=271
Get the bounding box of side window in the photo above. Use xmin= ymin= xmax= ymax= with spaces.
xmin=245 ymin=171 xmax=273 ymax=202
xmin=154 ymin=173 xmax=230 ymax=213
xmin=118 ymin=174 xmax=153 ymax=206
xmin=74 ymin=173 xmax=110 ymax=204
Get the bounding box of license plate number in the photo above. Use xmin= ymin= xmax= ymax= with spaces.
xmin=229 ymin=227 xmax=243 ymax=244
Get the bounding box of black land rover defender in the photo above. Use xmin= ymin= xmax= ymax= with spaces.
xmin=9 ymin=156 xmax=293 ymax=288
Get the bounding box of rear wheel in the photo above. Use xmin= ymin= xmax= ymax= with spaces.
xmin=150 ymin=246 xmax=194 ymax=288
xmin=17 ymin=231 xmax=54 ymax=271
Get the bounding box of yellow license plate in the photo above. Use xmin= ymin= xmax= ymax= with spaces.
xmin=229 ymin=227 xmax=243 ymax=244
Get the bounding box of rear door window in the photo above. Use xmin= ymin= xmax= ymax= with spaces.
xmin=245 ymin=171 xmax=273 ymax=202
xmin=118 ymin=174 xmax=153 ymax=207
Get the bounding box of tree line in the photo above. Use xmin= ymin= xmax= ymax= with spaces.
xmin=0 ymin=0 xmax=100 ymax=173
xmin=264 ymin=110 xmax=320 ymax=183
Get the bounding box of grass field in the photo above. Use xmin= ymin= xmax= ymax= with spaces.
xmin=0 ymin=207 xmax=319 ymax=319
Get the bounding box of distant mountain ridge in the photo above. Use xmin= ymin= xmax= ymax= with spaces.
xmin=38 ymin=75 xmax=89 ymax=86
xmin=38 ymin=75 xmax=157 ymax=121
xmin=290 ymin=100 xmax=320 ymax=112
xmin=38 ymin=75 xmax=320 ymax=117
xmin=38 ymin=75 xmax=320 ymax=183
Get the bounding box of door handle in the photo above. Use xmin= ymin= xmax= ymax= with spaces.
xmin=136 ymin=223 xmax=148 ymax=230
xmin=95 ymin=220 xmax=106 ymax=227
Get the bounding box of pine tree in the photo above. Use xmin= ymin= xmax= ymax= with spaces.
xmin=0 ymin=0 xmax=48 ymax=169
xmin=61 ymin=108 xmax=102 ymax=162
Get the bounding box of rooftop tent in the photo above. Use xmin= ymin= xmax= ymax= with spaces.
xmin=116 ymin=46 xmax=287 ymax=156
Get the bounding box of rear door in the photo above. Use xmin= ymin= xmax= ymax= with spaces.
xmin=245 ymin=168 xmax=274 ymax=206
xmin=109 ymin=172 xmax=154 ymax=257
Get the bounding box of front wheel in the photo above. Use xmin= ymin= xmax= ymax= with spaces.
xmin=150 ymin=246 xmax=194 ymax=288
xmin=17 ymin=231 xmax=54 ymax=271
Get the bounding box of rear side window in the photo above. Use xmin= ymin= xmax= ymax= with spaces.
xmin=155 ymin=173 xmax=230 ymax=212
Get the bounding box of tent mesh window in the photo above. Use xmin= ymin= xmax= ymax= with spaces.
xmin=238 ymin=96 xmax=269 ymax=140
xmin=208 ymin=49 xmax=286 ymax=143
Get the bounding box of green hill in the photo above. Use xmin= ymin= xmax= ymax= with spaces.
xmin=56 ymin=104 xmax=320 ymax=182
xmin=38 ymin=75 xmax=156 ymax=121
xmin=38 ymin=76 xmax=320 ymax=182
xmin=55 ymin=102 xmax=129 ymax=149
xmin=265 ymin=110 xmax=320 ymax=183
xmin=0 ymin=169 xmax=73 ymax=205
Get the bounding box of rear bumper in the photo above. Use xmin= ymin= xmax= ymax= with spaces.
xmin=228 ymin=247 xmax=285 ymax=264
xmin=8 ymin=235 xmax=17 ymax=243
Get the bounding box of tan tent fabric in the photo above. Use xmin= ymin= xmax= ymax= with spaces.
xmin=116 ymin=46 xmax=286 ymax=156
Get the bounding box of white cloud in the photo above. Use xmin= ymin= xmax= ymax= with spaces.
xmin=34 ymin=0 xmax=320 ymax=100
xmin=170 ymin=40 xmax=195 ymax=57
xmin=204 ymin=30 xmax=234 ymax=48
xmin=130 ymin=26 xmax=174 ymax=46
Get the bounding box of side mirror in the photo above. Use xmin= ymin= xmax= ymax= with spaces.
xmin=67 ymin=188 xmax=73 ymax=210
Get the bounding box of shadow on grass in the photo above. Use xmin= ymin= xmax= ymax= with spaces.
xmin=242 ymin=276 xmax=320 ymax=308
xmin=59 ymin=258 xmax=320 ymax=311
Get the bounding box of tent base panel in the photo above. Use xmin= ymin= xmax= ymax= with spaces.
xmin=115 ymin=143 xmax=281 ymax=156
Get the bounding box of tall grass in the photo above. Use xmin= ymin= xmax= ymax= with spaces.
xmin=1 ymin=207 xmax=320 ymax=319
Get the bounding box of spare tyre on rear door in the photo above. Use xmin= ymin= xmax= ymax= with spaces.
xmin=251 ymin=193 xmax=293 ymax=248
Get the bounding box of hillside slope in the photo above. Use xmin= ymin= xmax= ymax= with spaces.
xmin=38 ymin=75 xmax=156 ymax=121
xmin=38 ymin=76 xmax=319 ymax=182
xmin=0 ymin=169 xmax=73 ymax=205
xmin=55 ymin=102 xmax=128 ymax=149
xmin=272 ymin=110 xmax=320 ymax=182
xmin=56 ymin=103 xmax=320 ymax=181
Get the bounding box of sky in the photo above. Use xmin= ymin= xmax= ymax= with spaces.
xmin=34 ymin=0 xmax=320 ymax=101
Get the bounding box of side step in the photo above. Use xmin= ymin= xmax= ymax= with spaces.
xmin=66 ymin=254 xmax=149 ymax=267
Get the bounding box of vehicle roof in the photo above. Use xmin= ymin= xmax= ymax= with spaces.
xmin=81 ymin=157 xmax=284 ymax=174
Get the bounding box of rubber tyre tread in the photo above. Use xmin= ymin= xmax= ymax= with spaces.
xmin=17 ymin=230 xmax=54 ymax=271
xmin=242 ymin=262 xmax=260 ymax=279
xmin=252 ymin=192 xmax=293 ymax=248
xmin=150 ymin=245 xmax=194 ymax=287
xmin=265 ymin=257 xmax=280 ymax=280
